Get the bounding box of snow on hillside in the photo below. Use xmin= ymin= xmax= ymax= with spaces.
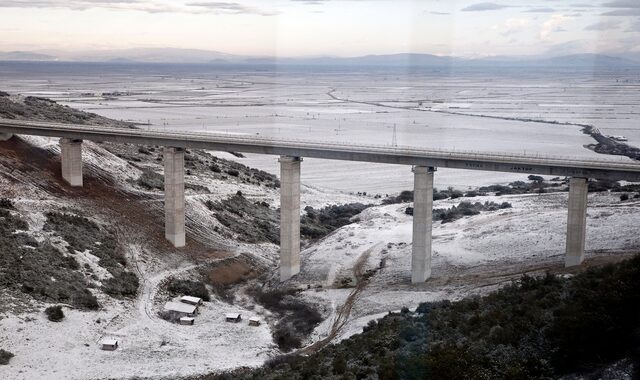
xmin=293 ymin=192 xmax=640 ymax=344
xmin=0 ymin=129 xmax=638 ymax=380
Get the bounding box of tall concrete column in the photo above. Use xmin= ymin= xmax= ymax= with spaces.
xmin=60 ymin=138 xmax=83 ymax=187
xmin=565 ymin=177 xmax=588 ymax=267
xmin=0 ymin=133 xmax=12 ymax=141
xmin=164 ymin=147 xmax=185 ymax=248
xmin=411 ymin=166 xmax=435 ymax=283
xmin=279 ymin=156 xmax=302 ymax=281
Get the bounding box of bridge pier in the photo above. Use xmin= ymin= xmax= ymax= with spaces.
xmin=60 ymin=138 xmax=83 ymax=187
xmin=565 ymin=177 xmax=588 ymax=267
xmin=0 ymin=133 xmax=12 ymax=141
xmin=412 ymin=166 xmax=436 ymax=283
xmin=279 ymin=156 xmax=302 ymax=281
xmin=164 ymin=147 xmax=186 ymax=248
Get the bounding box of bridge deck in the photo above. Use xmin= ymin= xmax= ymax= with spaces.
xmin=1 ymin=118 xmax=639 ymax=181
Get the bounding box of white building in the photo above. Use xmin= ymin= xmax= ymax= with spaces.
xmin=180 ymin=296 xmax=203 ymax=306
xmin=101 ymin=339 xmax=118 ymax=351
xmin=179 ymin=317 xmax=195 ymax=325
xmin=225 ymin=313 xmax=242 ymax=323
xmin=164 ymin=301 xmax=198 ymax=318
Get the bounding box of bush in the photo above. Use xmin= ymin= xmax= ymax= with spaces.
xmin=620 ymin=193 xmax=629 ymax=201
xmin=301 ymin=203 xmax=370 ymax=239
xmin=166 ymin=279 xmax=210 ymax=301
xmin=226 ymin=169 xmax=240 ymax=177
xmin=0 ymin=198 xmax=14 ymax=209
xmin=249 ymin=287 xmax=323 ymax=351
xmin=102 ymin=271 xmax=139 ymax=298
xmin=45 ymin=305 xmax=65 ymax=322
xmin=0 ymin=349 xmax=14 ymax=365
xmin=136 ymin=169 xmax=164 ymax=190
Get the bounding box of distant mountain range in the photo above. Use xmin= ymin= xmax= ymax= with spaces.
xmin=1 ymin=48 xmax=639 ymax=68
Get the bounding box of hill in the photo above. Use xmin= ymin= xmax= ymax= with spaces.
xmin=201 ymin=255 xmax=640 ymax=379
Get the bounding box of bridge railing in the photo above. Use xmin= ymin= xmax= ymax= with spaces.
xmin=2 ymin=118 xmax=639 ymax=172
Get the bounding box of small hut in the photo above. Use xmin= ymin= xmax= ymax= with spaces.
xmin=248 ymin=317 xmax=261 ymax=326
xmin=164 ymin=301 xmax=198 ymax=319
xmin=101 ymin=339 xmax=118 ymax=351
xmin=179 ymin=317 xmax=195 ymax=326
xmin=225 ymin=313 xmax=242 ymax=323
xmin=180 ymin=296 xmax=203 ymax=306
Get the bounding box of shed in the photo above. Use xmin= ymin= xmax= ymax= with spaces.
xmin=164 ymin=301 xmax=198 ymax=318
xmin=225 ymin=313 xmax=242 ymax=323
xmin=179 ymin=317 xmax=195 ymax=326
xmin=248 ymin=317 xmax=261 ymax=326
xmin=180 ymin=296 xmax=203 ymax=306
xmin=101 ymin=339 xmax=118 ymax=351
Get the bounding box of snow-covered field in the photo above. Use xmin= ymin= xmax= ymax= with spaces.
xmin=0 ymin=65 xmax=639 ymax=379
xmin=1 ymin=64 xmax=638 ymax=193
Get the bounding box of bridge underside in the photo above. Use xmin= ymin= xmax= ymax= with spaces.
xmin=49 ymin=139 xmax=594 ymax=283
xmin=0 ymin=130 xmax=604 ymax=283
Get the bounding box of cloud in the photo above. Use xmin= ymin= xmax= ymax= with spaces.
xmin=540 ymin=14 xmax=572 ymax=40
xmin=601 ymin=0 xmax=640 ymax=15
xmin=185 ymin=2 xmax=277 ymax=15
xmin=524 ymin=7 xmax=555 ymax=13
xmin=494 ymin=18 xmax=531 ymax=36
xmin=461 ymin=2 xmax=510 ymax=12
xmin=602 ymin=0 xmax=640 ymax=8
xmin=0 ymin=0 xmax=277 ymax=15
xmin=429 ymin=11 xmax=450 ymax=15
xmin=584 ymin=20 xmax=620 ymax=31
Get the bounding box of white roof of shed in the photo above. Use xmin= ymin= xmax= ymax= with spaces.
xmin=164 ymin=301 xmax=197 ymax=314
xmin=180 ymin=296 xmax=202 ymax=303
xmin=249 ymin=317 xmax=261 ymax=322
xmin=101 ymin=339 xmax=118 ymax=345
xmin=225 ymin=313 xmax=241 ymax=319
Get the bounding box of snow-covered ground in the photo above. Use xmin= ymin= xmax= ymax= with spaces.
xmin=0 ymin=136 xmax=638 ymax=379
xmin=0 ymin=68 xmax=639 ymax=379
xmin=293 ymin=191 xmax=640 ymax=344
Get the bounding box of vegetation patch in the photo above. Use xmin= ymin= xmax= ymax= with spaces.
xmin=134 ymin=168 xmax=164 ymax=190
xmin=248 ymin=287 xmax=323 ymax=352
xmin=102 ymin=270 xmax=139 ymax=298
xmin=0 ymin=349 xmax=14 ymax=365
xmin=300 ymin=203 xmax=370 ymax=239
xmin=206 ymin=192 xmax=280 ymax=244
xmin=166 ymin=278 xmax=210 ymax=301
xmin=44 ymin=211 xmax=138 ymax=298
xmin=201 ymin=256 xmax=640 ymax=380
xmin=207 ymin=194 xmax=370 ymax=244
xmin=44 ymin=305 xmax=65 ymax=322
xmin=0 ymin=94 xmax=132 ymax=127
xmin=0 ymin=209 xmax=99 ymax=310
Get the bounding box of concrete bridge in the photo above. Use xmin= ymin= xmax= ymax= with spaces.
xmin=1 ymin=118 xmax=640 ymax=282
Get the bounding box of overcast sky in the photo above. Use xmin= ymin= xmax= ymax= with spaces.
xmin=0 ymin=0 xmax=638 ymax=57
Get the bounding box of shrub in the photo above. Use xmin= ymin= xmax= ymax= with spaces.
xmin=528 ymin=175 xmax=544 ymax=183
xmin=136 ymin=169 xmax=164 ymax=190
xmin=248 ymin=287 xmax=323 ymax=351
xmin=166 ymin=279 xmax=210 ymax=301
xmin=45 ymin=305 xmax=65 ymax=322
xmin=0 ymin=198 xmax=14 ymax=209
xmin=102 ymin=271 xmax=139 ymax=298
xmin=0 ymin=349 xmax=14 ymax=365
xmin=620 ymin=193 xmax=629 ymax=201
xmin=301 ymin=203 xmax=370 ymax=239
xmin=226 ymin=169 xmax=240 ymax=177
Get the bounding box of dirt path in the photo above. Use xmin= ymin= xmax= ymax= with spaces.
xmin=301 ymin=243 xmax=381 ymax=354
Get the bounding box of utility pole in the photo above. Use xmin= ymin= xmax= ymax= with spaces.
xmin=392 ymin=124 xmax=397 ymax=147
